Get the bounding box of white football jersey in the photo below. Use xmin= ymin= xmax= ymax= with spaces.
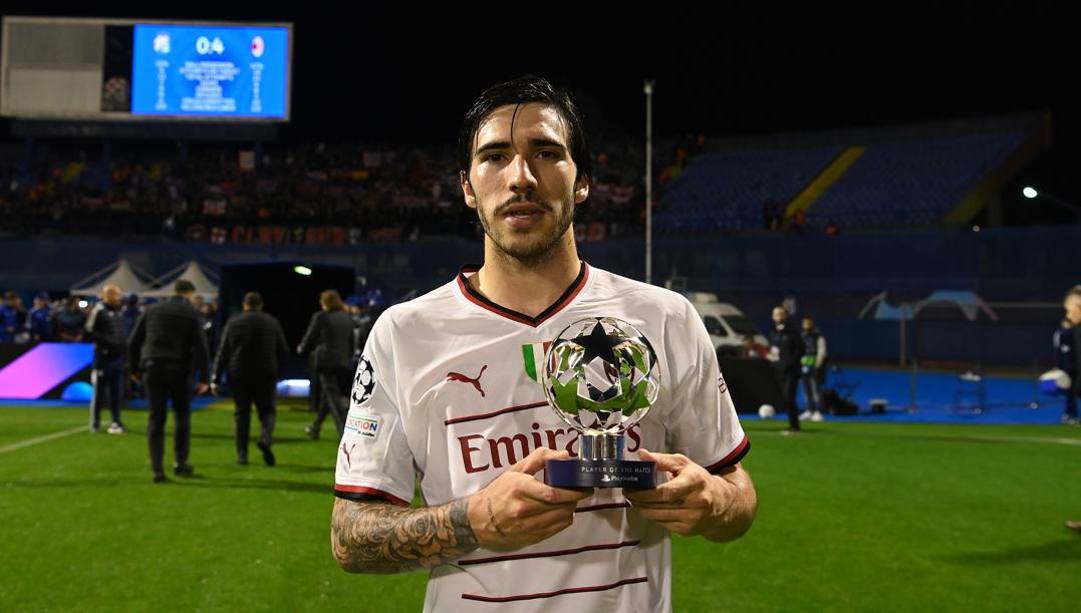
xmin=335 ymin=264 xmax=749 ymax=612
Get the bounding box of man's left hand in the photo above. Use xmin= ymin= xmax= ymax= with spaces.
xmin=194 ymin=382 xmax=209 ymax=395
xmin=623 ymin=449 xmax=746 ymax=539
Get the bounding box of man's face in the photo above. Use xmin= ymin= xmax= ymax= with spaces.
xmin=461 ymin=103 xmax=588 ymax=265
xmin=772 ymin=308 xmax=787 ymax=326
xmin=802 ymin=318 xmax=813 ymax=332
xmin=1065 ymin=295 xmax=1081 ymax=326
xmin=102 ymin=287 xmax=122 ymax=308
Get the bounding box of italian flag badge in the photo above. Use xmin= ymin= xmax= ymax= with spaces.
xmin=522 ymin=341 xmax=552 ymax=382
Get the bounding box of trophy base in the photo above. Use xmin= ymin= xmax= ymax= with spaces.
xmin=544 ymin=458 xmax=656 ymax=489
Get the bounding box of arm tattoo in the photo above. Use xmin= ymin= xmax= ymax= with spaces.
xmin=332 ymin=497 xmax=479 ymax=574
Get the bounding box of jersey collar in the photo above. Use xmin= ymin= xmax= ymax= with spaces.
xmin=456 ymin=262 xmax=590 ymax=328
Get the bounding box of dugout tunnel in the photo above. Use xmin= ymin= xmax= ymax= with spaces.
xmin=219 ymin=262 xmax=355 ymax=381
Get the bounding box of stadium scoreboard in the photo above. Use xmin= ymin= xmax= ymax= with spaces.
xmin=1 ymin=16 xmax=292 ymax=122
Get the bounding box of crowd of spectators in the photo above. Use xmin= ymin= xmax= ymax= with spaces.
xmin=0 ymin=289 xmax=218 ymax=349
xmin=0 ymin=135 xmax=703 ymax=244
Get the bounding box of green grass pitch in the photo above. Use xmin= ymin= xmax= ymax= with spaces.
xmin=1 ymin=403 xmax=1079 ymax=611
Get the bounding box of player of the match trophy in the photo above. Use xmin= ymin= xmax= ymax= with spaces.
xmin=542 ymin=317 xmax=660 ymax=489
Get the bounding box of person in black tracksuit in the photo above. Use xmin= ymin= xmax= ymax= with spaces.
xmin=129 ymin=279 xmax=210 ymax=483
xmin=770 ymin=306 xmax=804 ymax=432
xmin=211 ymin=292 xmax=290 ymax=466
xmin=298 ymin=289 xmax=355 ymax=439
xmin=1061 ymin=287 xmax=1081 ymax=533
xmin=85 ymin=284 xmax=128 ymax=434
xmin=1057 ymin=287 xmax=1081 ymax=425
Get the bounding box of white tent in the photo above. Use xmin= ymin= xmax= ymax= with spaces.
xmin=859 ymin=289 xmax=999 ymax=366
xmin=70 ymin=259 xmax=154 ymax=297
xmin=859 ymin=290 xmax=999 ymax=322
xmin=142 ymin=261 xmax=220 ymax=299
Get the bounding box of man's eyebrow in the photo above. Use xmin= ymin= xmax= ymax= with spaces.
xmin=474 ymin=138 xmax=567 ymax=158
xmin=474 ymin=141 xmax=511 ymax=158
xmin=528 ymin=138 xmax=567 ymax=150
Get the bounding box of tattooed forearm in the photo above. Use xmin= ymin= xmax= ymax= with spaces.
xmin=331 ymin=497 xmax=479 ymax=574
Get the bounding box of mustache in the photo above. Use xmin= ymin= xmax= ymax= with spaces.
xmin=494 ymin=194 xmax=554 ymax=215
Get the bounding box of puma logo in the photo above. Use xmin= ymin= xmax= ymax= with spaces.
xmin=340 ymin=442 xmax=356 ymax=468
xmin=446 ymin=365 xmax=488 ymax=397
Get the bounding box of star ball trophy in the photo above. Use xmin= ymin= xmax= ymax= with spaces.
xmin=542 ymin=317 xmax=660 ymax=489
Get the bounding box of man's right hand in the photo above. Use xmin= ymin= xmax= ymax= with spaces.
xmin=466 ymin=447 xmax=593 ymax=552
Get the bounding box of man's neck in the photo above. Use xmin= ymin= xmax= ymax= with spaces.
xmin=472 ymin=233 xmax=581 ymax=318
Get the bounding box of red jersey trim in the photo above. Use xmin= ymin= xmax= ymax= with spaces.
xmin=461 ymin=576 xmax=648 ymax=603
xmin=456 ymin=262 xmax=590 ymax=328
xmin=444 ymin=401 xmax=548 ymax=426
xmin=703 ymin=435 xmax=751 ymax=473
xmin=459 ymin=539 xmax=639 ymax=566
xmin=458 ymin=542 xmax=639 ymax=566
xmin=574 ymin=501 xmax=631 ymax=513
xmin=333 ymin=484 xmax=410 ymax=506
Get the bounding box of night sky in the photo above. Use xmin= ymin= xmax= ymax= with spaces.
xmin=4 ymin=3 xmax=1077 ymax=202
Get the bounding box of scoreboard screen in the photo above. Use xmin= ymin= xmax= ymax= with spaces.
xmin=131 ymin=25 xmax=289 ymax=119
xmin=0 ymin=17 xmax=292 ymax=123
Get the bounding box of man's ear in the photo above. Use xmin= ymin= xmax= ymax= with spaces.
xmin=573 ymin=175 xmax=590 ymax=205
xmin=460 ymin=171 xmax=477 ymax=209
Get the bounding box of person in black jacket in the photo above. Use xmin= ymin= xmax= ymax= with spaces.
xmin=85 ymin=284 xmax=128 ymax=434
xmin=770 ymin=306 xmax=804 ymax=433
xmin=211 ymin=292 xmax=289 ymax=466
xmin=129 ymin=279 xmax=210 ymax=483
xmin=298 ymin=289 xmax=355 ymax=439
xmin=1057 ymin=286 xmax=1081 ymax=425
xmin=1061 ymin=286 xmax=1081 ymax=533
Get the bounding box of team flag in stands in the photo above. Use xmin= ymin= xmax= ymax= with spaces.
xmin=250 ymin=35 xmax=265 ymax=58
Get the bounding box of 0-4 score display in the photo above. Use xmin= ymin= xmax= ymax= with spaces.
xmin=131 ymin=24 xmax=289 ymax=119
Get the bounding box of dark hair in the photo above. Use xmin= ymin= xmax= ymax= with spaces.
xmin=320 ymin=289 xmax=345 ymax=312
xmin=243 ymin=291 xmax=264 ymax=310
xmin=1066 ymin=285 xmax=1081 ymax=302
xmin=174 ymin=279 xmax=196 ymax=294
xmin=458 ymin=75 xmax=591 ymax=184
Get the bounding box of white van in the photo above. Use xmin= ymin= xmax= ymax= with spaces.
xmin=684 ymin=292 xmax=770 ymax=357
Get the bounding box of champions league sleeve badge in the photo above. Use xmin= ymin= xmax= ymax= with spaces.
xmin=351 ymin=356 xmax=376 ymax=405
xmin=542 ymin=317 xmax=660 ymax=489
